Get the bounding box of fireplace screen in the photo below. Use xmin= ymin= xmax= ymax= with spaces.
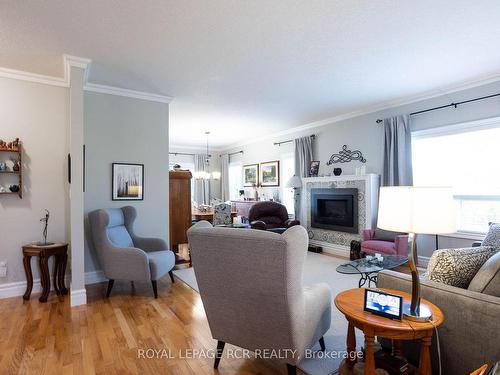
xmin=311 ymin=188 xmax=358 ymax=233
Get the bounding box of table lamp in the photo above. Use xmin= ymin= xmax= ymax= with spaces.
xmin=377 ymin=186 xmax=456 ymax=321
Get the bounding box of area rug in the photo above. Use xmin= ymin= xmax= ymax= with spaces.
xmin=173 ymin=252 xmax=364 ymax=375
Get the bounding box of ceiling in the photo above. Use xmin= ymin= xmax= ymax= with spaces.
xmin=2 ymin=1 xmax=500 ymax=149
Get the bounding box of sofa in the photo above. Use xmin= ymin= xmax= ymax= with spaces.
xmin=378 ymin=248 xmax=500 ymax=374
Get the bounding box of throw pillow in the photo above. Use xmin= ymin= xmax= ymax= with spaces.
xmin=468 ymin=251 xmax=500 ymax=297
xmin=481 ymin=223 xmax=500 ymax=249
xmin=426 ymin=246 xmax=496 ymax=288
xmin=373 ymin=228 xmax=405 ymax=242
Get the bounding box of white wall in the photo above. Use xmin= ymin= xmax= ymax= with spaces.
xmin=84 ymin=92 xmax=169 ymax=273
xmin=0 ymin=77 xmax=69 ymax=284
xmin=224 ymin=80 xmax=500 ymax=258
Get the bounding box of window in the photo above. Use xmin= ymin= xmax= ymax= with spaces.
xmin=280 ymin=152 xmax=295 ymax=215
xmin=412 ymin=118 xmax=500 ymax=234
xmin=228 ymin=160 xmax=242 ymax=200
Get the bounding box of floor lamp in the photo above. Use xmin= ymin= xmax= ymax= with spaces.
xmin=286 ymin=175 xmax=303 ymax=220
xmin=377 ymin=186 xmax=456 ymax=321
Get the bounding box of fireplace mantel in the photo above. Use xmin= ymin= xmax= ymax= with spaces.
xmin=299 ymin=174 xmax=380 ymax=257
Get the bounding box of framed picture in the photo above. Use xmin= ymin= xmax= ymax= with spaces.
xmin=243 ymin=164 xmax=259 ymax=186
xmin=309 ymin=161 xmax=320 ymax=177
xmin=112 ymin=163 xmax=144 ymax=200
xmin=260 ymin=160 xmax=280 ymax=187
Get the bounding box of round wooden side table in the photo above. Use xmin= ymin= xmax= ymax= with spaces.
xmin=22 ymin=243 xmax=68 ymax=302
xmin=334 ymin=288 xmax=444 ymax=375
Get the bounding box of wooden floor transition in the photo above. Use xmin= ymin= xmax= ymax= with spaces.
xmin=0 ymin=271 xmax=295 ymax=375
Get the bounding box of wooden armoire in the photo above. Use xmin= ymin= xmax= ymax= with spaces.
xmin=169 ymin=170 xmax=192 ymax=256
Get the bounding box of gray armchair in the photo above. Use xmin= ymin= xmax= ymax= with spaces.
xmin=88 ymin=206 xmax=175 ymax=298
xmin=187 ymin=221 xmax=332 ymax=375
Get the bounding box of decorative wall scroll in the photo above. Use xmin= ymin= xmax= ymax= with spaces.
xmin=326 ymin=145 xmax=366 ymax=165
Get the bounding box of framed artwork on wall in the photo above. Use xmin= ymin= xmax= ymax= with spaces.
xmin=309 ymin=161 xmax=320 ymax=177
xmin=112 ymin=163 xmax=144 ymax=200
xmin=243 ymin=164 xmax=259 ymax=186
xmin=260 ymin=160 xmax=280 ymax=187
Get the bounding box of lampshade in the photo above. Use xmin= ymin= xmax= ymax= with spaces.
xmin=286 ymin=175 xmax=302 ymax=188
xmin=377 ymin=186 xmax=456 ymax=234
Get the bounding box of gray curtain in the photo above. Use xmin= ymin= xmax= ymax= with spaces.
xmin=293 ymin=136 xmax=314 ymax=219
xmin=194 ymin=154 xmax=210 ymax=205
xmin=220 ymin=154 xmax=230 ymax=202
xmin=382 ymin=115 xmax=413 ymax=186
xmin=294 ymin=136 xmax=313 ymax=178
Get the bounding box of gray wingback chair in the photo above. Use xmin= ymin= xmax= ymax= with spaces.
xmin=88 ymin=206 xmax=175 ymax=298
xmin=187 ymin=221 xmax=332 ymax=375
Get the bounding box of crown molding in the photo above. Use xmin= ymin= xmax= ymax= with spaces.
xmin=0 ymin=54 xmax=173 ymax=104
xmin=0 ymin=65 xmax=68 ymax=87
xmin=221 ymin=71 xmax=500 ymax=151
xmin=84 ymin=82 xmax=173 ymax=103
xmin=170 ymin=144 xmax=224 ymax=152
xmin=63 ymin=54 xmax=92 ymax=82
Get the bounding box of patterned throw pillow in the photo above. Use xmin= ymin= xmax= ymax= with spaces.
xmin=426 ymin=246 xmax=496 ymax=288
xmin=481 ymin=223 xmax=500 ymax=250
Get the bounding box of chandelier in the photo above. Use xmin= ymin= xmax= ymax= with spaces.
xmin=193 ymin=131 xmax=220 ymax=180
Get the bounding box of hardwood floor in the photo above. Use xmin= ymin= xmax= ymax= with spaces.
xmin=0 ymin=274 xmax=293 ymax=375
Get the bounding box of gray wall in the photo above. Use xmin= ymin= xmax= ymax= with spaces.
xmin=84 ymin=92 xmax=169 ymax=273
xmin=224 ymin=80 xmax=500 ymax=258
xmin=0 ymin=77 xmax=69 ymax=284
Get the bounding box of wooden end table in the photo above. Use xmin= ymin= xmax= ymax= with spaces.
xmin=22 ymin=243 xmax=68 ymax=302
xmin=335 ymin=288 xmax=444 ymax=375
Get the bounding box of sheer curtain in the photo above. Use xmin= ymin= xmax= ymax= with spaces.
xmin=193 ymin=154 xmax=210 ymax=205
xmin=382 ymin=115 xmax=413 ymax=186
xmin=220 ymin=154 xmax=230 ymax=202
xmin=293 ymin=136 xmax=314 ymax=219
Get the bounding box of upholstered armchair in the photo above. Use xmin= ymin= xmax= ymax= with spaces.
xmin=248 ymin=201 xmax=300 ymax=234
xmin=361 ymin=229 xmax=409 ymax=256
xmin=187 ymin=221 xmax=331 ymax=375
xmin=213 ymin=203 xmax=232 ymax=226
xmin=88 ymin=206 xmax=175 ymax=298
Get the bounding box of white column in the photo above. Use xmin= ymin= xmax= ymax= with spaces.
xmin=68 ymin=60 xmax=88 ymax=306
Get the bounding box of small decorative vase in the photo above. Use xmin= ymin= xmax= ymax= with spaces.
xmin=333 ymin=168 xmax=342 ymax=176
xmin=9 ymin=184 xmax=19 ymax=192
xmin=12 ymin=160 xmax=20 ymax=172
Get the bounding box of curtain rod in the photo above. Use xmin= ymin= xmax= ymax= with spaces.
xmin=219 ymin=150 xmax=244 ymax=157
xmin=375 ymin=92 xmax=500 ymax=123
xmin=274 ymin=134 xmax=315 ymax=146
xmin=169 ymin=152 xmax=212 ymax=157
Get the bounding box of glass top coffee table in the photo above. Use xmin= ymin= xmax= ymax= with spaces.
xmin=336 ymin=255 xmax=408 ymax=288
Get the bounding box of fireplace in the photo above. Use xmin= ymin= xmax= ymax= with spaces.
xmin=311 ymin=188 xmax=358 ymax=233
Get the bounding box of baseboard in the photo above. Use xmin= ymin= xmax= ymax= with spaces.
xmin=0 ymin=270 xmax=106 ymax=300
xmin=70 ymin=289 xmax=87 ymax=307
xmin=309 ymin=239 xmax=350 ymax=259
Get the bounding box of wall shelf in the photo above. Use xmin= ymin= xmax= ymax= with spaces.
xmin=0 ymin=142 xmax=22 ymax=199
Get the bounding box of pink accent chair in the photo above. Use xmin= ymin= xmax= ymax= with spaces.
xmin=361 ymin=229 xmax=409 ymax=256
